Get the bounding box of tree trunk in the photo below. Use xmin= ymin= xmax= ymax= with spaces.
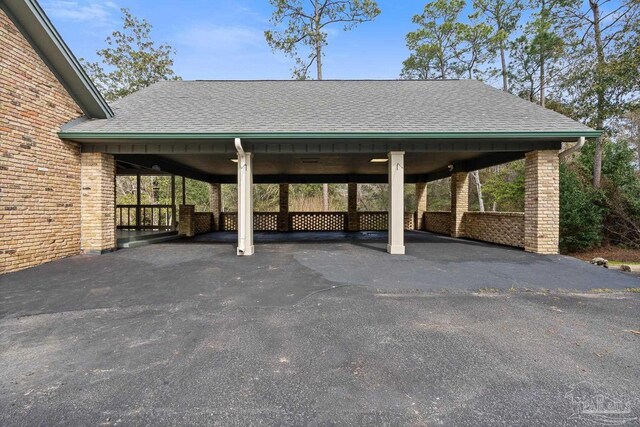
xmin=323 ymin=184 xmax=329 ymax=211
xmin=471 ymin=170 xmax=485 ymax=212
xmin=590 ymin=0 xmax=605 ymax=188
xmin=539 ymin=56 xmax=545 ymax=108
xmin=500 ymin=43 xmax=509 ymax=92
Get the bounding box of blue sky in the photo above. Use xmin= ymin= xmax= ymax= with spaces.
xmin=42 ymin=0 xmax=443 ymax=80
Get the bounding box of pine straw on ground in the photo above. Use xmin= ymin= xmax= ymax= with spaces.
xmin=569 ymin=246 xmax=640 ymax=263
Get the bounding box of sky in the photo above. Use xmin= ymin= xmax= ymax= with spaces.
xmin=42 ymin=0 xmax=441 ymax=80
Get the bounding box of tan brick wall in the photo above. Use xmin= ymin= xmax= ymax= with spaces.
xmin=424 ymin=211 xmax=451 ymax=235
xmin=450 ymin=172 xmax=469 ymax=237
xmin=80 ymin=153 xmax=115 ymax=253
xmin=347 ymin=183 xmax=358 ymax=231
xmin=209 ymin=183 xmax=221 ymax=231
xmin=463 ymin=212 xmax=525 ymax=248
xmin=524 ymin=150 xmax=560 ymax=254
xmin=178 ymin=205 xmax=195 ymax=237
xmin=0 ymin=10 xmax=84 ymax=273
xmin=278 ymin=183 xmax=289 ymax=232
xmin=415 ymin=182 xmax=427 ymax=230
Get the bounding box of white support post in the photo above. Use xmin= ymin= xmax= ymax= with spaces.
xmin=387 ymin=151 xmax=405 ymax=255
xmin=236 ymin=140 xmax=254 ymax=256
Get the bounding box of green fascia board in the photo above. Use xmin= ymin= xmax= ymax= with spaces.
xmin=59 ymin=130 xmax=602 ymax=140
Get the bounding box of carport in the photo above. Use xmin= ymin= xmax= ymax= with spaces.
xmin=59 ymin=80 xmax=599 ymax=256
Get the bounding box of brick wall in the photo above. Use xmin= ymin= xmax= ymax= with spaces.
xmin=463 ymin=212 xmax=524 ymax=248
xmin=0 ymin=10 xmax=84 ymax=273
xmin=424 ymin=211 xmax=451 ymax=235
xmin=80 ymin=153 xmax=115 ymax=253
xmin=524 ymin=150 xmax=560 ymax=254
xmin=178 ymin=205 xmax=195 ymax=237
xmin=450 ymin=172 xmax=469 ymax=238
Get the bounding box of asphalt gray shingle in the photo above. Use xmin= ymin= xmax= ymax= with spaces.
xmin=64 ymin=80 xmax=595 ymax=134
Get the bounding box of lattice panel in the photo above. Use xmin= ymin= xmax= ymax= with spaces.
xmin=424 ymin=212 xmax=451 ymax=235
xmin=404 ymin=213 xmax=415 ymax=230
xmin=289 ymin=212 xmax=347 ymax=231
xmin=194 ymin=213 xmax=212 ymax=234
xmin=358 ymin=212 xmax=387 ymax=231
xmin=221 ymin=213 xmax=238 ymax=231
xmin=254 ymin=213 xmax=278 ymax=231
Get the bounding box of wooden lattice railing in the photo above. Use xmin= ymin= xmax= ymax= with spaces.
xmin=116 ymin=204 xmax=175 ymax=230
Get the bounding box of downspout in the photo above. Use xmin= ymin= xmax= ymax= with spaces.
xmin=559 ymin=136 xmax=586 ymax=160
xmin=235 ymin=137 xmax=247 ymax=254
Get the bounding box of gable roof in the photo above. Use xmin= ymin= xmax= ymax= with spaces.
xmin=60 ymin=80 xmax=597 ymax=139
xmin=1 ymin=0 xmax=112 ymax=119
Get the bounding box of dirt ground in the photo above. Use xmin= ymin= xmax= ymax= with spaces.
xmin=569 ymin=246 xmax=640 ymax=263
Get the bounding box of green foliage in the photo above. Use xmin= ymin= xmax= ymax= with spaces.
xmin=559 ymin=163 xmax=604 ymax=252
xmin=265 ymin=0 xmax=380 ymax=79
xmin=83 ymin=8 xmax=180 ymax=101
xmin=482 ymin=161 xmax=525 ymax=211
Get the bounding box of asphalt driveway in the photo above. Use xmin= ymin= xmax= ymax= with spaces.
xmin=1 ymin=232 xmax=639 ymax=425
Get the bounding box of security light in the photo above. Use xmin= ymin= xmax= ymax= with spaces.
xmin=369 ymin=158 xmax=389 ymax=163
xmin=229 ymin=158 xmax=238 ymax=163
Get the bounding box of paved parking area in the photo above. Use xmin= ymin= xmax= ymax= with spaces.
xmin=1 ymin=232 xmax=639 ymax=425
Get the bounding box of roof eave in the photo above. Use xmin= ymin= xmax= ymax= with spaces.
xmin=58 ymin=130 xmax=603 ymax=141
xmin=1 ymin=0 xmax=113 ymax=119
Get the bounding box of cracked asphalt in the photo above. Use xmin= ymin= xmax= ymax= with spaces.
xmin=1 ymin=232 xmax=639 ymax=426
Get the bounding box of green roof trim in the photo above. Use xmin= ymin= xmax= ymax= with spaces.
xmin=59 ymin=130 xmax=602 ymax=140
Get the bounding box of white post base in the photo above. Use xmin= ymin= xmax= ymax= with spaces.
xmin=387 ymin=244 xmax=406 ymax=255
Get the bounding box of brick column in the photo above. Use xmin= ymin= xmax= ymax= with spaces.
xmin=210 ymin=183 xmax=221 ymax=231
xmin=347 ymin=183 xmax=358 ymax=231
xmin=178 ymin=205 xmax=195 ymax=237
xmin=80 ymin=153 xmax=116 ymax=254
xmin=450 ymin=172 xmax=469 ymax=238
xmin=415 ymin=182 xmax=427 ymax=230
xmin=524 ymin=150 xmax=559 ymax=254
xmin=278 ymin=183 xmax=289 ymax=232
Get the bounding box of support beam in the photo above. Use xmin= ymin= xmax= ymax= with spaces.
xmin=415 ymin=182 xmax=427 ymax=230
xmin=524 ymin=150 xmax=559 ymax=254
xmin=236 ymin=145 xmax=254 ymax=256
xmin=387 ymin=151 xmax=405 ymax=254
xmin=210 ymin=183 xmax=222 ymax=231
xmin=171 ymin=175 xmax=176 ymax=230
xmin=347 ymin=183 xmax=358 ymax=232
xmin=182 ymin=177 xmax=186 ymax=206
xmin=136 ymin=173 xmax=141 ymax=229
xmin=278 ymin=183 xmax=289 ymax=232
xmin=450 ymin=172 xmax=469 ymax=238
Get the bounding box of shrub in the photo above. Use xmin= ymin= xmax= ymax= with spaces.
xmin=559 ymin=163 xmax=605 ymax=252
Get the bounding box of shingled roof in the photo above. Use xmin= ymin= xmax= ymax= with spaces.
xmin=62 ymin=80 xmax=597 ymax=137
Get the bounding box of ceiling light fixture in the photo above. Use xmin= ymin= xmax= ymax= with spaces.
xmin=369 ymin=158 xmax=389 ymax=163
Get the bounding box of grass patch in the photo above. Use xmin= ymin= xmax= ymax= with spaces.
xmin=609 ymin=261 xmax=640 ymax=266
xmin=589 ymin=288 xmax=615 ymax=293
xmin=625 ymin=287 xmax=640 ymax=293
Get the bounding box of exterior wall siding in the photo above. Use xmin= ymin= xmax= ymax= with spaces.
xmin=0 ymin=9 xmax=84 ymax=273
